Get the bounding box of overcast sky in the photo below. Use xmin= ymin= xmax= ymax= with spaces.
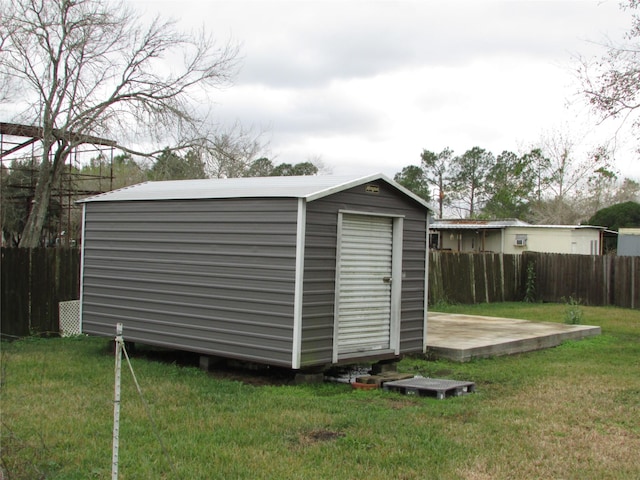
xmin=133 ymin=0 xmax=637 ymax=179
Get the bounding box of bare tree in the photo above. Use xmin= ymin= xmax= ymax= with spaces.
xmin=199 ymin=123 xmax=267 ymax=178
xmin=529 ymin=131 xmax=614 ymax=224
xmin=0 ymin=21 xmax=13 ymax=104
xmin=579 ymin=1 xmax=640 ymax=133
xmin=1 ymin=0 xmax=239 ymax=247
xmin=538 ymin=131 xmax=613 ymax=197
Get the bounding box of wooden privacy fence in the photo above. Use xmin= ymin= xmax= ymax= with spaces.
xmin=523 ymin=252 xmax=639 ymax=309
xmin=1 ymin=248 xmax=80 ymax=338
xmin=428 ymin=251 xmax=639 ymax=309
xmin=1 ymin=248 xmax=638 ymax=338
xmin=428 ymin=252 xmax=524 ymax=305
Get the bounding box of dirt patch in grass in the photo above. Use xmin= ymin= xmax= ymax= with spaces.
xmin=206 ymin=366 xmax=296 ymax=386
xmin=384 ymin=397 xmax=420 ymax=410
xmin=298 ymin=429 xmax=346 ymax=446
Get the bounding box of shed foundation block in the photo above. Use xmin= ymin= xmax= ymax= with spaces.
xmin=199 ymin=355 xmax=223 ymax=372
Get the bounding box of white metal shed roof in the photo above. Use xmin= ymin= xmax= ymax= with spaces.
xmin=430 ymin=219 xmax=530 ymax=230
xmin=78 ymin=173 xmax=431 ymax=209
xmin=431 ymin=219 xmax=605 ymax=230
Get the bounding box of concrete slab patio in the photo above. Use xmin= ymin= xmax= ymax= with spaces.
xmin=426 ymin=312 xmax=601 ymax=362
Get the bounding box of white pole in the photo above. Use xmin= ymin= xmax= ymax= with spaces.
xmin=112 ymin=323 xmax=123 ymax=480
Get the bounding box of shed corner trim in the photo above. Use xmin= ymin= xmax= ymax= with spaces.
xmin=292 ymin=197 xmax=306 ymax=369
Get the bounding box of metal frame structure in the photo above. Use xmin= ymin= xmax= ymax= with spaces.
xmin=0 ymin=122 xmax=117 ymax=246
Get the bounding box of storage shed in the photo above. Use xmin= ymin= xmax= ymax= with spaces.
xmin=78 ymin=174 xmax=430 ymax=369
xmin=618 ymin=228 xmax=640 ymax=257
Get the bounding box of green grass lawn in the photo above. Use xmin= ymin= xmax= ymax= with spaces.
xmin=2 ymin=302 xmax=639 ymax=479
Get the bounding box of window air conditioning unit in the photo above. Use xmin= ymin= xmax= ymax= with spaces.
xmin=514 ymin=238 xmax=526 ymax=247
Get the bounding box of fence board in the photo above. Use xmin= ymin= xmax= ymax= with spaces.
xmin=504 ymin=254 xmax=524 ymax=301
xmin=613 ymin=256 xmax=640 ymax=309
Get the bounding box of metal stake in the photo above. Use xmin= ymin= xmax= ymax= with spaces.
xmin=112 ymin=323 xmax=123 ymax=480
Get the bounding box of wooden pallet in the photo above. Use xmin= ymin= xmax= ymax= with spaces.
xmin=383 ymin=377 xmax=475 ymax=399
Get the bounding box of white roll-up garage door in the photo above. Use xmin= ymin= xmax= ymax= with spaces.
xmin=336 ymin=214 xmax=393 ymax=356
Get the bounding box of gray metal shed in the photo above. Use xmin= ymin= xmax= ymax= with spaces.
xmin=618 ymin=228 xmax=640 ymax=257
xmin=78 ymin=173 xmax=430 ymax=369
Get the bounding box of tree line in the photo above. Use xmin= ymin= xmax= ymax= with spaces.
xmin=394 ymin=140 xmax=639 ymax=225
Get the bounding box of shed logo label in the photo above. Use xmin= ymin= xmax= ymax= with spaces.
xmin=365 ymin=184 xmax=379 ymax=194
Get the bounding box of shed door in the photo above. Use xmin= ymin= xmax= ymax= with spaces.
xmin=335 ymin=214 xmax=394 ymax=358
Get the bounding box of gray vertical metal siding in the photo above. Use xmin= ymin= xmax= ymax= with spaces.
xmin=298 ymin=212 xmax=337 ymax=366
xmin=398 ymin=219 xmax=429 ymax=352
xmin=301 ymin=183 xmax=427 ymax=366
xmin=618 ymin=235 xmax=640 ymax=257
xmin=81 ymin=198 xmax=299 ymax=366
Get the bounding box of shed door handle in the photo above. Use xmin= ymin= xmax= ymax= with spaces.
xmin=382 ymin=276 xmax=392 ymax=283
